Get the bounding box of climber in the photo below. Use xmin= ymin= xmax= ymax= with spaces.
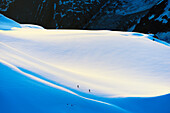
xmin=89 ymin=89 xmax=91 ymax=92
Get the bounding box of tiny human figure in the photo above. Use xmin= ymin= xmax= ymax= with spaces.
xmin=77 ymin=85 xmax=79 ymax=88
xmin=89 ymin=89 xmax=91 ymax=92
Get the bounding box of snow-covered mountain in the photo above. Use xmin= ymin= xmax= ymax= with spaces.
xmin=0 ymin=0 xmax=169 ymax=43
xmin=0 ymin=13 xmax=170 ymax=113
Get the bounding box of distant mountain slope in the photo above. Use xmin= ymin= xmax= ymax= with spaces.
xmin=133 ymin=0 xmax=170 ymax=43
xmin=0 ymin=0 xmax=169 ymax=42
xmin=0 ymin=0 xmax=14 ymax=11
xmin=0 ymin=0 xmax=55 ymax=28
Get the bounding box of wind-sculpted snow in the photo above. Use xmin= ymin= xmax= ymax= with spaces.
xmin=1 ymin=59 xmax=170 ymax=113
xmin=0 ymin=28 xmax=170 ymax=97
xmin=0 ymin=26 xmax=170 ymax=112
xmin=1 ymin=60 xmax=169 ymax=113
xmin=0 ymin=59 xmax=132 ymax=113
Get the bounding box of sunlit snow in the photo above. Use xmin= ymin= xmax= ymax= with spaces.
xmin=0 ymin=28 xmax=170 ymax=97
xmin=0 ymin=14 xmax=170 ymax=113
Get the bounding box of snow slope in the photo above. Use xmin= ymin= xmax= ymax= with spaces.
xmin=0 ymin=28 xmax=170 ymax=97
xmin=0 ymin=14 xmax=21 ymax=30
xmin=0 ymin=16 xmax=170 ymax=113
xmin=0 ymin=60 xmax=170 ymax=113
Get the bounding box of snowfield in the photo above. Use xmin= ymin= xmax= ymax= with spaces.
xmin=0 ymin=14 xmax=170 ymax=113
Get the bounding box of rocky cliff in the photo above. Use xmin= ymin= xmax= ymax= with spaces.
xmin=0 ymin=0 xmax=169 ymax=42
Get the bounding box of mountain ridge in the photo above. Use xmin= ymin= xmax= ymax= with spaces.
xmin=0 ymin=0 xmax=169 ymax=42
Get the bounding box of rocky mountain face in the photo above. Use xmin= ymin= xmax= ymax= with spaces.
xmin=0 ymin=0 xmax=169 ymax=42
xmin=0 ymin=0 xmax=14 ymax=11
xmin=0 ymin=0 xmax=55 ymax=28
xmin=134 ymin=0 xmax=170 ymax=42
xmin=0 ymin=0 xmax=106 ymax=28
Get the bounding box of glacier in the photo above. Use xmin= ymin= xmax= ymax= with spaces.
xmin=0 ymin=14 xmax=170 ymax=113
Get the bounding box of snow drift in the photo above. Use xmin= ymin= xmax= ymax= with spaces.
xmin=0 ymin=14 xmax=170 ymax=113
